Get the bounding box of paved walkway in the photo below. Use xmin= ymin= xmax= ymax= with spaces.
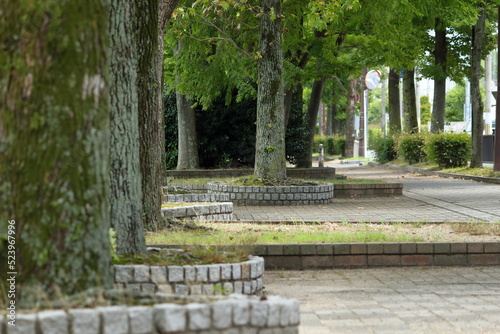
xmin=234 ymin=164 xmax=500 ymax=223
xmin=241 ymin=164 xmax=500 ymax=333
xmin=265 ymin=267 xmax=500 ymax=334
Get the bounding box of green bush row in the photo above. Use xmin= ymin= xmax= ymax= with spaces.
xmin=313 ymin=135 xmax=346 ymax=156
xmin=372 ymin=132 xmax=471 ymax=168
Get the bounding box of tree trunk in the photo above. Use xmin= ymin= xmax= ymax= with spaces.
xmin=431 ymin=18 xmax=447 ymax=133
xmin=300 ymin=78 xmax=327 ymax=168
xmin=388 ymin=68 xmax=402 ymax=134
xmin=344 ymin=79 xmax=358 ymax=158
xmin=176 ymin=92 xmax=200 ymax=169
xmin=470 ymin=5 xmax=486 ymax=168
xmin=0 ymin=0 xmax=113 ymax=301
xmin=137 ymin=0 xmax=164 ymax=231
xmin=403 ymin=68 xmax=418 ymax=133
xmin=109 ymin=0 xmax=146 ymax=255
xmin=254 ymin=0 xmax=286 ymax=180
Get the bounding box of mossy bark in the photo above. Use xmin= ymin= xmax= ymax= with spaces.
xmin=431 ymin=18 xmax=447 ymax=133
xmin=344 ymin=79 xmax=357 ymax=158
xmin=136 ymin=0 xmax=164 ymax=231
xmin=470 ymin=5 xmax=486 ymax=168
xmin=254 ymin=0 xmax=286 ymax=180
xmin=403 ymin=69 xmax=418 ymax=133
xmin=388 ymin=68 xmax=402 ymax=134
xmin=109 ymin=0 xmax=146 ymax=254
xmin=0 ymin=0 xmax=113 ymax=301
xmin=300 ymin=78 xmax=326 ymax=168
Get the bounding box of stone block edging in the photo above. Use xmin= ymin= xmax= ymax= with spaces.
xmin=208 ymin=182 xmax=334 ymax=206
xmin=160 ymin=202 xmax=233 ymax=221
xmin=164 ymin=193 xmax=230 ymax=203
xmin=114 ymin=256 xmax=265 ymax=296
xmin=1 ymin=294 xmax=300 ymax=334
xmin=252 ymin=242 xmax=500 ymax=269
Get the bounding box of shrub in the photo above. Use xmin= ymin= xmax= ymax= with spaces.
xmin=398 ymin=134 xmax=427 ymax=164
xmin=425 ymin=132 xmax=471 ymax=168
xmin=372 ymin=136 xmax=397 ymax=163
xmin=333 ymin=134 xmax=346 ymax=156
xmin=313 ymin=135 xmax=346 ymax=156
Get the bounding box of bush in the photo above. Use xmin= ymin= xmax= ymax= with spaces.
xmin=425 ymin=132 xmax=471 ymax=168
xmin=313 ymin=135 xmax=346 ymax=156
xmin=372 ymin=136 xmax=397 ymax=163
xmin=398 ymin=134 xmax=427 ymax=165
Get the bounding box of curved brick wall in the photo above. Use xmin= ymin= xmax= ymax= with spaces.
xmin=164 ymin=193 xmax=230 ymax=203
xmin=114 ymin=256 xmax=265 ymax=296
xmin=1 ymin=294 xmax=300 ymax=334
xmin=208 ymin=182 xmax=334 ymax=206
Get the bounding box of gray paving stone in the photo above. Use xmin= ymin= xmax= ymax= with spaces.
xmin=98 ymin=306 xmax=128 ymax=334
xmin=128 ymin=306 xmax=154 ymax=334
xmin=186 ymin=303 xmax=211 ymax=330
xmin=69 ymin=308 xmax=100 ymax=334
xmin=154 ymin=304 xmax=187 ymax=333
xmin=38 ymin=310 xmax=67 ymax=334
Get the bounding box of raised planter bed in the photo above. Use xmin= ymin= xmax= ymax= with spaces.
xmin=2 ymin=294 xmax=300 ymax=334
xmin=161 ymin=203 xmax=233 ymax=221
xmin=208 ymin=182 xmax=334 ymax=206
xmin=252 ymin=242 xmax=500 ymax=269
xmin=334 ymin=183 xmax=403 ymax=198
xmin=114 ymin=256 xmax=265 ymax=296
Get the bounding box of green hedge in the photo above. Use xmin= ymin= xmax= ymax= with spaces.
xmin=372 ymin=136 xmax=397 ymax=163
xmin=398 ymin=134 xmax=427 ymax=165
xmin=313 ymin=135 xmax=346 ymax=156
xmin=425 ymin=132 xmax=471 ymax=168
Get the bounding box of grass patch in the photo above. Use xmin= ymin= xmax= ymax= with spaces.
xmin=146 ymin=221 xmax=426 ymax=245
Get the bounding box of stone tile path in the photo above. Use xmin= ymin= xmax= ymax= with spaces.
xmin=265 ymin=267 xmax=500 ymax=334
xmin=248 ymin=164 xmax=500 ymax=333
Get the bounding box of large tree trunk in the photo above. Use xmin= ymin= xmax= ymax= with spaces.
xmin=403 ymin=68 xmax=418 ymax=133
xmin=470 ymin=5 xmax=487 ymax=168
xmin=388 ymin=68 xmax=402 ymax=134
xmin=300 ymin=78 xmax=327 ymax=168
xmin=344 ymin=79 xmax=358 ymax=158
xmin=137 ymin=0 xmax=164 ymax=231
xmin=176 ymin=93 xmax=200 ymax=169
xmin=431 ymin=18 xmax=447 ymax=133
xmin=254 ymin=0 xmax=286 ymax=180
xmin=109 ymin=0 xmax=146 ymax=255
xmin=0 ymin=0 xmax=113 ymax=301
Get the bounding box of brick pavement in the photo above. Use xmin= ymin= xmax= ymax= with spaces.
xmin=234 ymin=164 xmax=500 ymax=223
xmin=265 ymin=267 xmax=500 ymax=334
xmin=246 ymin=164 xmax=500 ymax=333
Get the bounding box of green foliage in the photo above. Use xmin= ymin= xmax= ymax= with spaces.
xmin=398 ymin=133 xmax=427 ymax=164
xmin=164 ymin=89 xmax=309 ymax=168
xmin=425 ymin=132 xmax=471 ymax=168
xmin=445 ymin=83 xmax=465 ymax=122
xmin=313 ymin=135 xmax=346 ymax=156
xmin=420 ymin=95 xmax=432 ymax=129
xmin=372 ymin=136 xmax=397 ymax=163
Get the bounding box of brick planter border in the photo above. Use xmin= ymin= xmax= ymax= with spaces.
xmin=114 ymin=256 xmax=265 ymax=296
xmin=1 ymin=294 xmax=300 ymax=334
xmin=251 ymin=242 xmax=500 ymax=269
xmin=334 ymin=183 xmax=403 ymax=198
xmin=160 ymin=202 xmax=233 ymax=221
xmin=208 ymin=182 xmax=334 ymax=206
